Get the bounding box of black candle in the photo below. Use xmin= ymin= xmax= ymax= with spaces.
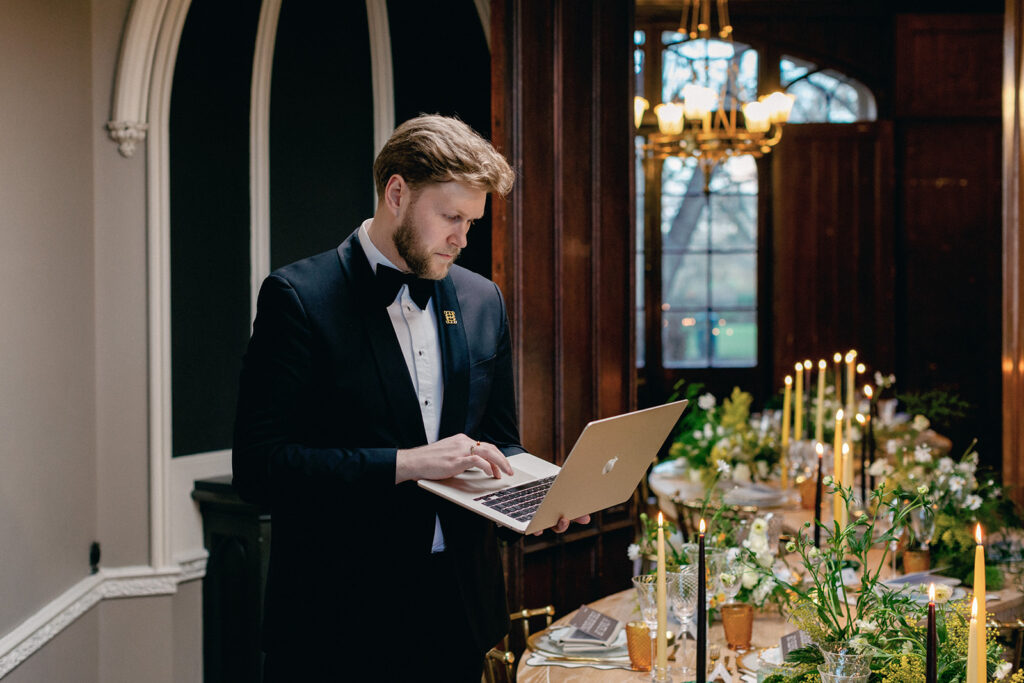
xmin=697 ymin=519 xmax=707 ymax=683
xmin=858 ymin=415 xmax=868 ymax=506
xmin=867 ymin=394 xmax=877 ymax=491
xmin=814 ymin=442 xmax=824 ymax=548
xmin=926 ymin=584 xmax=937 ymax=683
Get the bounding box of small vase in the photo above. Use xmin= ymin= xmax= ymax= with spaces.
xmin=818 ymin=648 xmax=872 ymax=683
xmin=798 ymin=476 xmax=820 ymax=510
xmin=721 ymin=602 xmax=754 ymax=651
xmin=902 ymin=548 xmax=930 ymax=574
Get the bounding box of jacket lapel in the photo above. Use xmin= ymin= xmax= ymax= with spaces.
xmin=336 ymin=235 xmax=427 ymax=447
xmin=435 ymin=275 xmax=469 ymax=438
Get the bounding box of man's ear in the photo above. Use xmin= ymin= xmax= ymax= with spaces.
xmin=383 ymin=174 xmax=407 ymax=217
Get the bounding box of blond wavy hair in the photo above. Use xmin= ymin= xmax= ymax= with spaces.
xmin=373 ymin=114 xmax=514 ymax=198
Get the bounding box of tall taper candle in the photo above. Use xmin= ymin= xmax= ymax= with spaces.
xmin=926 ymin=583 xmax=937 ymax=683
xmin=794 ymin=363 xmax=804 ymax=442
xmin=845 ymin=350 xmax=857 ymax=418
xmin=833 ymin=352 xmax=843 ymax=403
xmin=656 ymin=512 xmax=668 ymax=673
xmin=803 ymin=360 xmax=812 ymax=436
xmin=833 ymin=410 xmax=844 ymax=525
xmin=967 ymin=597 xmax=979 ymax=683
xmin=815 ymin=359 xmax=827 ymax=442
xmin=974 ymin=524 xmax=987 ymax=682
xmin=814 ymin=442 xmax=824 ymax=548
xmin=865 ymin=384 xmax=876 ymax=490
xmin=841 ymin=442 xmax=853 ymax=529
xmin=781 ymin=376 xmax=792 ymax=488
xmin=856 ymin=413 xmax=868 ymax=506
xmin=697 ymin=518 xmax=707 ymax=683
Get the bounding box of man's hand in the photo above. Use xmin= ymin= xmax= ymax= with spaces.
xmin=395 ymin=434 xmax=514 ymax=484
xmin=533 ymin=514 xmax=591 ymax=536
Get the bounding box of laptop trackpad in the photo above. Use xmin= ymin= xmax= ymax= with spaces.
xmin=442 ymin=453 xmax=560 ymax=495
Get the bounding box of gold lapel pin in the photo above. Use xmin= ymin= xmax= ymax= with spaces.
xmin=443 ymin=310 xmax=458 ymax=325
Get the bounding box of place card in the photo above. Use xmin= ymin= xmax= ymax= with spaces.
xmin=779 ymin=630 xmax=812 ymax=657
xmin=563 ymin=605 xmax=623 ymax=646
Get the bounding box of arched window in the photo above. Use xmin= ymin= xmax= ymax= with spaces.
xmin=634 ymin=27 xmax=877 ymax=402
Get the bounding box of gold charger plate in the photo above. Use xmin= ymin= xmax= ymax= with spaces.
xmin=526 ymin=628 xmax=632 ymax=664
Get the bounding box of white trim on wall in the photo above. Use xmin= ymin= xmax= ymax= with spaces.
xmin=250 ymin=0 xmax=282 ymax=318
xmin=146 ymin=0 xmax=194 ymax=571
xmin=0 ymin=559 xmax=206 ymax=677
xmin=366 ymin=0 xmax=395 ymax=206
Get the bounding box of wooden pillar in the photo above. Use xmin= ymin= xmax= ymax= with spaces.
xmin=491 ymin=0 xmax=636 ymax=614
xmin=1004 ymin=0 xmax=1024 ymax=507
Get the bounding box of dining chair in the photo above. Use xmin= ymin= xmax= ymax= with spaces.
xmin=993 ymin=618 xmax=1024 ymax=671
xmin=482 ymin=605 xmax=555 ymax=683
xmin=481 ymin=647 xmax=515 ymax=683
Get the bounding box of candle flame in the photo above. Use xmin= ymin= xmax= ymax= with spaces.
xmin=818 ymin=359 xmax=826 ymax=369
xmin=699 ymin=518 xmax=706 ymax=534
xmin=976 ymin=523 xmax=983 ymax=544
xmin=833 ymin=352 xmax=842 ymax=363
xmin=816 ymin=442 xmax=824 ymax=457
xmin=971 ymin=596 xmax=978 ymax=619
xmin=842 ymin=442 xmax=850 ymax=455
xmin=847 ymin=349 xmax=857 ymax=360
xmin=856 ymin=363 xmax=866 ymax=373
xmin=803 ymin=360 xmax=812 ymax=370
xmin=785 ymin=375 xmax=792 ymax=386
xmin=929 ymin=583 xmax=935 ymax=602
xmin=658 ymin=511 xmax=664 ymax=527
xmin=836 ymin=409 xmax=844 ymax=421
xmin=864 ymin=385 xmax=873 ymax=399
xmin=795 ymin=362 xmax=803 ymax=372
xmin=856 ymin=413 xmax=865 ymax=425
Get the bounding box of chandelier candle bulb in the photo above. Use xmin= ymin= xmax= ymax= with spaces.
xmin=656 ymin=512 xmax=668 ymax=674
xmin=634 ymin=96 xmax=650 ymax=129
xmin=814 ymin=442 xmax=824 ymax=548
xmin=926 ymin=583 xmax=937 ymax=683
xmin=654 ymin=103 xmax=685 ymax=135
xmin=794 ymin=363 xmax=804 ymax=442
xmin=742 ymin=101 xmax=770 ymax=133
xmin=781 ymin=376 xmax=792 ymax=488
xmin=833 ymin=410 xmax=844 ymax=525
xmin=815 ymin=359 xmax=827 ymax=442
xmin=697 ymin=518 xmax=707 ymax=683
xmin=974 ymin=524 xmax=987 ymax=683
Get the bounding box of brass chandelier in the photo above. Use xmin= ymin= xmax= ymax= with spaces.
xmin=634 ymin=0 xmax=796 ymax=190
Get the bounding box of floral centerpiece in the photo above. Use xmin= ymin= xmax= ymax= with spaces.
xmin=664 ymin=381 xmax=781 ymax=487
xmin=756 ymin=479 xmax=1024 ymax=683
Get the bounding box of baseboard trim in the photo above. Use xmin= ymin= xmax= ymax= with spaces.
xmin=0 ymin=555 xmax=206 ymax=678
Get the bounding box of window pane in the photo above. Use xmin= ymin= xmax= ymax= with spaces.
xmin=662 ymin=155 xmax=698 ymax=195
xmin=710 ymin=253 xmax=756 ymax=307
xmin=708 ymin=155 xmax=758 ymax=194
xmin=663 ymin=310 xmax=708 ymax=367
xmin=786 ymin=79 xmax=828 ymax=123
xmin=663 ymin=252 xmax=707 ymax=308
xmin=636 ymin=252 xmax=645 ymax=308
xmin=709 ymin=195 xmax=756 ymax=250
xmin=710 ymin=310 xmax=756 ymax=366
xmin=663 ymin=195 xmax=709 ymax=251
xmin=637 ymin=309 xmax=646 ymax=369
xmin=636 ymin=137 xmax=646 ymax=252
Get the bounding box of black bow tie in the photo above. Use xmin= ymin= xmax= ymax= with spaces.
xmin=375 ymin=264 xmax=434 ymax=310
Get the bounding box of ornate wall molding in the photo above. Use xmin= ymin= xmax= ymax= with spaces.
xmin=107 ymin=0 xmax=171 ymax=157
xmin=0 ymin=559 xmax=206 ymax=678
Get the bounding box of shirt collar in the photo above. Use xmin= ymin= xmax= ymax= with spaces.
xmin=355 ymin=218 xmax=401 ymax=275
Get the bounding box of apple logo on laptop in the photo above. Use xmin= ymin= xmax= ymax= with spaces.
xmin=602 ymin=456 xmax=618 ymax=475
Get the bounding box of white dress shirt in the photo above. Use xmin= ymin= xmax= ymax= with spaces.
xmin=356 ymin=220 xmax=447 ymax=552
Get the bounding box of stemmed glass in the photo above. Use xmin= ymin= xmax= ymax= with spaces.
xmin=667 ymin=566 xmax=698 ymax=679
xmin=712 ymin=549 xmax=743 ymax=604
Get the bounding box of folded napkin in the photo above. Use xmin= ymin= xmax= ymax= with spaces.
xmin=524 ymin=653 xmax=633 ymax=670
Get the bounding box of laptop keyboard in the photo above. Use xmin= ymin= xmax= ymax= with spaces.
xmin=473 ymin=475 xmax=557 ymax=522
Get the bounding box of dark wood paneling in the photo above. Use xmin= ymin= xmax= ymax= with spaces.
xmin=492 ymin=0 xmax=635 ymax=615
xmin=771 ymin=122 xmax=896 ymax=386
xmin=895 ymin=14 xmax=1003 ymax=119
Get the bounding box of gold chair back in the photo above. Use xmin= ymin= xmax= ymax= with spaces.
xmin=483 ymin=605 xmax=555 ymax=682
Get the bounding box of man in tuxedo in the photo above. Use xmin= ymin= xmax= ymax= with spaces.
xmin=233 ymin=115 xmax=586 ymax=681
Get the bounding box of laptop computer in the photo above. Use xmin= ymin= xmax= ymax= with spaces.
xmin=417 ymin=400 xmax=687 ymax=534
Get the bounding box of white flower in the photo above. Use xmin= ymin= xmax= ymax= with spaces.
xmin=901 ymin=640 xmax=914 ymax=654
xmin=886 ymin=440 xmax=900 ymax=455
xmin=949 ymin=476 xmax=965 ymax=493
xmin=751 ymin=518 xmax=768 ymax=535
xmin=937 ymin=457 xmax=954 ymax=473
xmin=966 ymin=494 xmax=983 ymax=511
xmin=732 ymin=462 xmax=752 ymax=483
xmin=914 ymin=445 xmax=933 ymax=463
xmin=752 ymin=578 xmax=775 ymax=605
xmin=755 ymin=550 xmax=774 ymax=568
xmin=719 ymin=571 xmax=737 ymax=588
xmin=716 ymin=459 xmax=732 ymax=476
xmin=716 ymin=425 xmax=725 ymax=436
xmin=822 ymin=475 xmax=834 ymax=487
xmin=692 ymin=430 xmax=703 ymax=440
xmin=741 ymin=567 xmax=760 ymax=589
xmin=995 ymin=661 xmax=1013 ymax=680
xmin=785 ymin=541 xmax=797 ymax=553
xmin=933 ymin=584 xmax=953 ymax=604
xmin=874 ymin=371 xmax=884 ymax=386
xmin=849 ymin=635 xmax=870 ymax=652
xmin=912 ymin=414 xmax=930 ymax=431
xmin=807 ymin=547 xmax=821 ymax=559
xmin=854 ymin=619 xmax=878 ymax=634
xmin=868 ymin=459 xmax=892 ymax=477
xmin=627 ymin=543 xmax=640 ymax=561
xmin=698 ymin=393 xmax=717 ymax=411
xmin=703 ymin=423 xmax=714 ymax=439
xmin=917 ymin=485 xmax=929 ymax=495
